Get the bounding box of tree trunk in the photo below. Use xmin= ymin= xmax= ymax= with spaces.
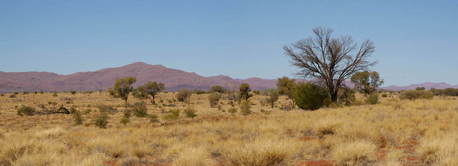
xmin=150 ymin=95 xmax=156 ymax=105
xmin=330 ymin=89 xmax=339 ymax=102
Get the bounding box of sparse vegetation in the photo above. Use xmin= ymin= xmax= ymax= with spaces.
xmin=208 ymin=92 xmax=221 ymax=108
xmin=176 ymin=89 xmax=192 ymax=103
xmin=400 ymin=90 xmax=434 ymax=100
xmin=17 ymin=106 xmax=36 ymax=116
xmin=239 ymin=83 xmax=252 ymax=101
xmin=109 ymin=77 xmax=137 ymax=106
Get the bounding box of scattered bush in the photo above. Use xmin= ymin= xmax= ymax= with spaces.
xmin=338 ymin=87 xmax=356 ymax=106
xmin=228 ymin=107 xmax=238 ymax=114
xmin=264 ymin=89 xmax=279 ymax=108
xmin=53 ymin=93 xmax=58 ymax=97
xmin=120 ymin=110 xmax=131 ymax=125
xmin=97 ymin=105 xmax=118 ymax=114
xmin=71 ymin=91 xmax=77 ymax=95
xmin=240 ymin=100 xmax=251 ymax=116
xmin=94 ymin=112 xmax=109 ymax=128
xmin=400 ymin=90 xmax=434 ymax=100
xmin=208 ymin=92 xmax=222 ymax=108
xmin=17 ymin=106 xmax=36 ymax=116
xmin=366 ymin=93 xmax=379 ymax=105
xmin=239 ymin=83 xmax=252 ymax=101
xmin=130 ymin=102 xmax=148 ymax=117
xmin=184 ymin=107 xmax=197 ymax=119
xmin=292 ymin=83 xmax=329 ymax=110
xmin=210 ymin=85 xmax=226 ymax=93
xmin=176 ymin=89 xmax=192 ymax=103
xmin=164 ymin=109 xmax=180 ymax=121
xmin=72 ymin=109 xmax=83 ymax=125
xmin=9 ymin=94 xmax=16 ymax=98
xmin=148 ymin=114 xmax=159 ymax=123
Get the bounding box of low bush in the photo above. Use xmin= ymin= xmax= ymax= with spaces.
xmin=240 ymin=100 xmax=251 ymax=116
xmin=176 ymin=89 xmax=192 ymax=103
xmin=130 ymin=102 xmax=148 ymax=117
xmin=72 ymin=109 xmax=83 ymax=125
xmin=164 ymin=109 xmax=180 ymax=121
xmin=292 ymin=83 xmax=329 ymax=110
xmin=97 ymin=105 xmax=118 ymax=114
xmin=17 ymin=106 xmax=36 ymax=116
xmin=148 ymin=114 xmax=160 ymax=123
xmin=94 ymin=112 xmax=109 ymax=128
xmin=228 ymin=107 xmax=238 ymax=114
xmin=184 ymin=107 xmax=197 ymax=118
xmin=208 ymin=92 xmax=222 ymax=108
xmin=400 ymin=90 xmax=434 ymax=100
xmin=366 ymin=93 xmax=379 ymax=105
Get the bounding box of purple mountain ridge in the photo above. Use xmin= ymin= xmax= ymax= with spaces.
xmin=0 ymin=62 xmax=456 ymax=92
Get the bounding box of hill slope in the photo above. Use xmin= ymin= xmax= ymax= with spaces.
xmin=0 ymin=62 xmax=276 ymax=92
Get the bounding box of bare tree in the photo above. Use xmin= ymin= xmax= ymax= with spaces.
xmin=284 ymin=27 xmax=376 ymax=102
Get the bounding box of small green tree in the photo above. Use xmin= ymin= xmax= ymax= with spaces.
xmin=292 ymin=83 xmax=329 ymax=110
xmin=208 ymin=92 xmax=222 ymax=108
xmin=133 ymin=81 xmax=165 ymax=104
xmin=351 ymin=71 xmax=384 ymax=96
xmin=109 ymin=77 xmax=137 ymax=106
xmin=239 ymin=83 xmax=252 ymax=101
xmin=265 ymin=89 xmax=280 ymax=108
xmin=277 ymin=77 xmax=296 ymax=98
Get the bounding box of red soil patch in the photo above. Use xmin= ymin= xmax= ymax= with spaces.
xmin=299 ymin=136 xmax=319 ymax=142
xmin=297 ymin=160 xmax=335 ymax=166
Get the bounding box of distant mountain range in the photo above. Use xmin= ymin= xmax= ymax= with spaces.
xmin=0 ymin=62 xmax=456 ymax=92
xmin=0 ymin=62 xmax=276 ymax=92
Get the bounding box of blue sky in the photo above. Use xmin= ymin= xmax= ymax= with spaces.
xmin=1 ymin=0 xmax=457 ymax=86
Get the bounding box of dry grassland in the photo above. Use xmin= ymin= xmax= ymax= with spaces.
xmin=0 ymin=92 xmax=457 ymax=166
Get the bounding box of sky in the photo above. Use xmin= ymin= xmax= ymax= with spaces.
xmin=1 ymin=0 xmax=457 ymax=86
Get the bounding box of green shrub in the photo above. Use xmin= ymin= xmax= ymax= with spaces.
xmin=240 ymin=100 xmax=251 ymax=116
xmin=210 ymin=85 xmax=226 ymax=93
xmin=9 ymin=94 xmax=16 ymax=98
xmin=176 ymin=89 xmax=192 ymax=102
xmin=148 ymin=114 xmax=160 ymax=123
xmin=17 ymin=106 xmax=36 ymax=116
xmin=265 ymin=89 xmax=279 ymax=108
xmin=97 ymin=105 xmax=118 ymax=114
xmin=292 ymin=83 xmax=329 ymax=110
xmin=400 ymin=90 xmax=434 ymax=100
xmin=120 ymin=110 xmax=131 ymax=125
xmin=208 ymin=92 xmax=222 ymax=108
xmin=53 ymin=93 xmax=58 ymax=97
xmin=338 ymin=87 xmax=356 ymax=106
xmin=163 ymin=109 xmax=180 ymax=121
xmin=184 ymin=107 xmax=197 ymax=119
xmin=366 ymin=93 xmax=379 ymax=105
xmin=130 ymin=102 xmax=148 ymax=117
xmin=94 ymin=112 xmax=109 ymax=128
xmin=228 ymin=107 xmax=238 ymax=114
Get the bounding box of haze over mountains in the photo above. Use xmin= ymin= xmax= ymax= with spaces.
xmin=0 ymin=62 xmax=457 ymax=93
